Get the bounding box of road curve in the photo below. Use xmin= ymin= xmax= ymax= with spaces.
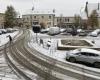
xmin=5 ymin=29 xmax=100 ymax=80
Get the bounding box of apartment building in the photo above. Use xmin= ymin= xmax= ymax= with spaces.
xmin=22 ymin=10 xmax=55 ymax=28
xmin=55 ymin=16 xmax=75 ymax=28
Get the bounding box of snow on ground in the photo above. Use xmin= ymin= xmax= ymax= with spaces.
xmin=29 ymin=30 xmax=100 ymax=68
xmin=29 ymin=30 xmax=100 ymax=60
xmin=0 ymin=31 xmax=21 ymax=80
xmin=29 ymin=30 xmax=69 ymax=61
xmin=0 ymin=54 xmax=20 ymax=80
xmin=0 ymin=31 xmax=19 ymax=46
xmin=29 ymin=38 xmax=66 ymax=60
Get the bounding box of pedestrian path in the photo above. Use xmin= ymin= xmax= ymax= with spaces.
xmin=0 ymin=54 xmax=20 ymax=80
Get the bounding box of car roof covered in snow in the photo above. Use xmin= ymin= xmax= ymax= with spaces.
xmin=71 ymin=48 xmax=100 ymax=55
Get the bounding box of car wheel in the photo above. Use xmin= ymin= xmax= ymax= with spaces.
xmin=69 ymin=57 xmax=76 ymax=63
xmin=94 ymin=62 xmax=100 ymax=68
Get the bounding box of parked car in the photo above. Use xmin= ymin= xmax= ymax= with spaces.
xmin=60 ymin=28 xmax=66 ymax=33
xmin=60 ymin=32 xmax=71 ymax=35
xmin=71 ymin=30 xmax=77 ymax=36
xmin=66 ymin=48 xmax=100 ymax=68
xmin=78 ymin=31 xmax=87 ymax=36
xmin=66 ymin=28 xmax=73 ymax=33
xmin=48 ymin=27 xmax=60 ymax=35
xmin=13 ymin=28 xmax=18 ymax=31
xmin=89 ymin=29 xmax=100 ymax=37
xmin=6 ymin=28 xmax=13 ymax=33
xmin=77 ymin=29 xmax=83 ymax=33
xmin=0 ymin=31 xmax=2 ymax=35
xmin=40 ymin=28 xmax=49 ymax=34
xmin=0 ymin=29 xmax=7 ymax=34
xmin=89 ymin=32 xmax=98 ymax=37
xmin=66 ymin=28 xmax=77 ymax=36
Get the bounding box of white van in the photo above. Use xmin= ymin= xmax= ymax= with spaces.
xmin=48 ymin=27 xmax=60 ymax=35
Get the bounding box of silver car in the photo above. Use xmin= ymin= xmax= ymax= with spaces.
xmin=66 ymin=48 xmax=100 ymax=67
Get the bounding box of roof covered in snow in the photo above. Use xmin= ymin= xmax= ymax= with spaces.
xmin=71 ymin=48 xmax=100 ymax=55
xmin=23 ymin=9 xmax=55 ymax=15
xmin=87 ymin=3 xmax=100 ymax=16
xmin=81 ymin=3 xmax=100 ymax=19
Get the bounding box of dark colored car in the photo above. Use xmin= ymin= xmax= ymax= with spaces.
xmin=66 ymin=28 xmax=77 ymax=36
xmin=71 ymin=29 xmax=77 ymax=36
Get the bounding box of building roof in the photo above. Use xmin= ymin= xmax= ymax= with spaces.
xmin=87 ymin=3 xmax=100 ymax=16
xmin=55 ymin=16 xmax=74 ymax=18
xmin=81 ymin=3 xmax=100 ymax=19
xmin=23 ymin=9 xmax=55 ymax=15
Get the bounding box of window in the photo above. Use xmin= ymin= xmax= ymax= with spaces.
xmin=49 ymin=16 xmax=51 ymax=19
xmin=65 ymin=18 xmax=69 ymax=22
xmin=81 ymin=52 xmax=89 ymax=56
xmin=60 ymin=19 xmax=61 ymax=21
xmin=65 ymin=18 xmax=67 ymax=22
xmin=33 ymin=21 xmax=38 ymax=25
xmin=80 ymin=52 xmax=99 ymax=57
xmin=75 ymin=53 xmax=81 ymax=55
xmin=48 ymin=22 xmax=51 ymax=25
xmin=27 ymin=17 xmax=28 ymax=20
xmin=34 ymin=16 xmax=36 ymax=19
xmin=57 ymin=19 xmax=59 ymax=22
xmin=88 ymin=53 xmax=99 ymax=57
xmin=42 ymin=16 xmax=44 ymax=19
xmin=23 ymin=18 xmax=25 ymax=21
xmin=68 ymin=18 xmax=69 ymax=22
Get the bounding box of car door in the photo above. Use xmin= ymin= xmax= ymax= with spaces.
xmin=76 ymin=52 xmax=89 ymax=62
xmin=86 ymin=53 xmax=98 ymax=63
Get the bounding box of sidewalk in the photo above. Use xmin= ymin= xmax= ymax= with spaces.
xmin=0 ymin=54 xmax=20 ymax=80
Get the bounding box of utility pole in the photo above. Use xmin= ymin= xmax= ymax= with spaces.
xmin=80 ymin=7 xmax=84 ymax=28
xmin=30 ymin=0 xmax=35 ymax=27
xmin=53 ymin=9 xmax=55 ymax=26
xmin=60 ymin=14 xmax=63 ymax=29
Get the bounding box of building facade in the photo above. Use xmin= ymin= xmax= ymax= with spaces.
xmin=22 ymin=10 xmax=55 ymax=28
xmin=54 ymin=17 xmax=75 ymax=28
xmin=15 ymin=17 xmax=23 ymax=28
xmin=82 ymin=2 xmax=100 ymax=29
xmin=0 ymin=13 xmax=4 ymax=29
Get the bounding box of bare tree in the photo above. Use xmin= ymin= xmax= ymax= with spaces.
xmin=88 ymin=10 xmax=98 ymax=29
xmin=40 ymin=22 xmax=46 ymax=29
xmin=74 ymin=14 xmax=81 ymax=28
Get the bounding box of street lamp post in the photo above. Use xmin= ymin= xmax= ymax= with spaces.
xmin=30 ymin=14 xmax=33 ymax=27
xmin=53 ymin=9 xmax=55 ymax=26
xmin=60 ymin=14 xmax=63 ymax=29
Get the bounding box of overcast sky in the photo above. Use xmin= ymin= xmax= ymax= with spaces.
xmin=0 ymin=0 xmax=100 ymax=16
